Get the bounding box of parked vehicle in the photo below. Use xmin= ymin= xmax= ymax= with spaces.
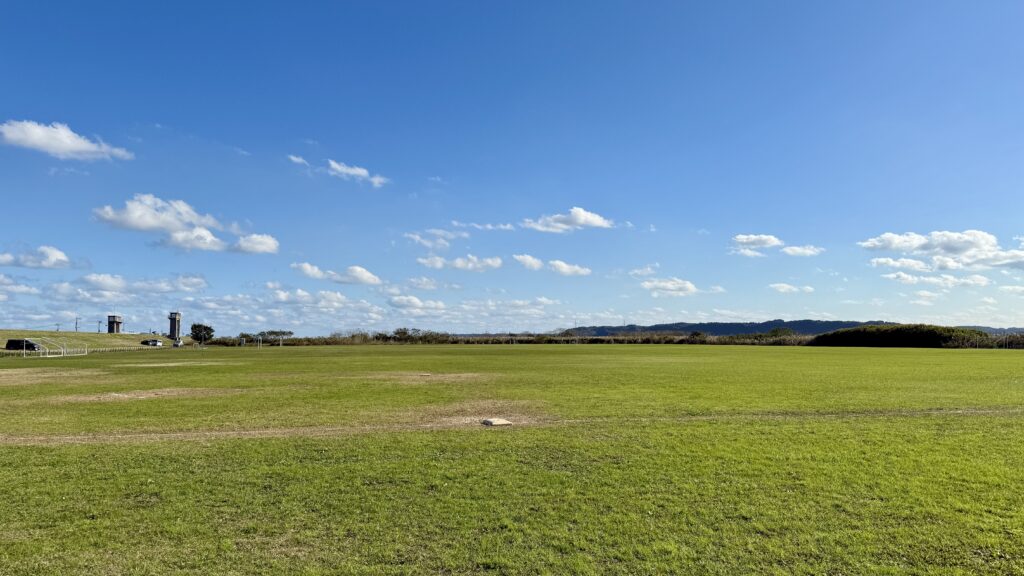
xmin=172 ymin=339 xmax=185 ymax=348
xmin=141 ymin=339 xmax=164 ymax=347
xmin=4 ymin=339 xmax=40 ymax=351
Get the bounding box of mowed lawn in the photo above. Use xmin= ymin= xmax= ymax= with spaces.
xmin=1 ymin=345 xmax=1023 ymax=574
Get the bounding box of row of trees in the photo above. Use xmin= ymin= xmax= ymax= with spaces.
xmin=191 ymin=324 xmax=1024 ymax=349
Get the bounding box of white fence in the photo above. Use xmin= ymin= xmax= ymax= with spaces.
xmin=0 ymin=345 xmax=167 ymax=359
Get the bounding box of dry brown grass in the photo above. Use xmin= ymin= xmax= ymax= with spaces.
xmin=0 ymin=368 xmax=109 ymax=387
xmin=51 ymin=387 xmax=243 ymax=403
xmin=339 ymin=371 xmax=493 ymax=384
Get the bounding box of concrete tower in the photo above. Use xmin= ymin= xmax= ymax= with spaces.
xmin=107 ymin=315 xmax=123 ymax=334
xmin=168 ymin=312 xmax=182 ymax=340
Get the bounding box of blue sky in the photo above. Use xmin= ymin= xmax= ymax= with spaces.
xmin=3 ymin=1 xmax=1024 ymax=335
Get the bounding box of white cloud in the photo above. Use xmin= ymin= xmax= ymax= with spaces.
xmin=95 ymin=194 xmax=275 ymax=254
xmin=291 ymin=262 xmax=328 ymax=280
xmin=732 ymin=234 xmax=785 ymax=257
xmin=629 ymin=263 xmax=659 ymax=277
xmin=404 ymin=229 xmax=468 ymax=251
xmin=641 ymin=277 xmax=699 ymax=297
xmin=235 ymin=233 xmax=280 ymax=254
xmin=287 ymin=154 xmax=309 ymax=166
xmin=0 ymin=120 xmax=133 ymax=160
xmin=521 ymin=207 xmax=613 ymax=233
xmin=0 ymin=274 xmax=39 ymax=296
xmin=451 ymin=220 xmax=515 ymax=231
xmin=388 ymin=295 xmax=445 ymax=310
xmin=870 ymin=257 xmax=931 ymax=272
xmin=998 ymin=286 xmax=1024 ymax=294
xmin=417 ymin=256 xmax=446 ymax=270
xmin=859 ymin=229 xmax=1024 ymax=271
xmin=734 ymin=234 xmax=785 ymax=248
xmin=451 ymin=255 xmax=502 ymax=272
xmin=513 ymin=254 xmax=544 ymax=270
xmin=769 ymin=283 xmax=814 ymax=293
xmin=548 ymin=260 xmax=591 ymax=276
xmin=882 ymin=271 xmax=991 ymax=288
xmin=83 ymin=273 xmax=127 ymax=291
xmin=734 ymin=247 xmax=768 ymax=258
xmin=781 ymin=245 xmax=825 ymax=257
xmin=167 ymin=227 xmax=227 ymax=251
xmin=409 ymin=277 xmax=438 ymax=290
xmin=326 ymin=159 xmax=389 ymax=188
xmin=0 ymin=245 xmax=71 ymax=269
xmin=290 ymin=262 xmax=382 ymax=285
xmin=340 ymin=265 xmax=382 ymax=285
xmin=95 ymin=194 xmax=220 ymax=233
xmin=416 ymin=255 xmax=501 ymax=272
xmin=132 ymin=275 xmax=207 ymax=293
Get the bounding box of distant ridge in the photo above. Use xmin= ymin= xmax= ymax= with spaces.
xmin=564 ymin=319 xmax=1024 ymax=337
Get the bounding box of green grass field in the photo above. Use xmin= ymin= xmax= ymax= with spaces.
xmin=1 ymin=345 xmax=1023 ymax=574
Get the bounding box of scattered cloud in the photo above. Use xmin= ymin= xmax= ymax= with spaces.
xmin=881 ymin=271 xmax=991 ymax=288
xmin=769 ymin=283 xmax=814 ymax=294
xmin=167 ymin=227 xmax=227 ymax=251
xmin=513 ymin=254 xmax=544 ymax=270
xmin=0 ymin=120 xmax=133 ymax=160
xmin=870 ymin=257 xmax=931 ymax=272
xmin=50 ymin=272 xmax=208 ymax=305
xmin=451 ymin=255 xmax=503 ymax=272
xmin=404 ymin=229 xmax=468 ymax=251
xmin=628 ymin=263 xmax=659 ymax=277
xmin=287 ymin=154 xmax=309 ymax=166
xmin=781 ymin=245 xmax=825 ymax=257
xmin=94 ymin=194 xmax=277 ymax=254
xmin=95 ymin=194 xmax=220 ymax=233
xmin=0 ymin=274 xmax=40 ymax=297
xmin=326 ymin=159 xmax=389 ymax=188
xmin=388 ymin=295 xmax=446 ymax=312
xmin=417 ymin=254 xmax=502 ymax=272
xmin=235 ymin=233 xmax=280 ymax=254
xmin=641 ymin=277 xmax=699 ymax=297
xmin=732 ymin=234 xmax=785 ymax=257
xmin=290 ymin=262 xmax=383 ymax=285
xmin=859 ymin=229 xmax=1024 ymax=271
xmin=548 ymin=260 xmax=591 ymax=276
xmin=451 ymin=220 xmax=515 ymax=231
xmin=416 ymin=256 xmax=446 ymax=270
xmin=408 ymin=277 xmax=438 ymax=290
xmin=0 ymin=245 xmax=70 ymax=269
xmin=521 ymin=207 xmax=613 ymax=233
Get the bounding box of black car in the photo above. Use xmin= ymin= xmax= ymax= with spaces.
xmin=5 ymin=339 xmax=41 ymax=351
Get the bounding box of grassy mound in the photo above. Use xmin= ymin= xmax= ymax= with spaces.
xmin=808 ymin=324 xmax=988 ymax=348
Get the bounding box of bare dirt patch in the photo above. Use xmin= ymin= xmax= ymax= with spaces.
xmin=0 ymin=368 xmax=108 ymax=387
xmin=393 ymin=399 xmax=546 ymax=426
xmin=52 ymin=387 xmax=243 ymax=403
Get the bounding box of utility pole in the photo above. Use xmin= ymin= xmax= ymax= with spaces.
xmin=75 ymin=317 xmax=80 ymax=332
xmin=97 ymin=320 xmax=102 ymax=333
xmin=55 ymin=323 xmax=60 ymax=332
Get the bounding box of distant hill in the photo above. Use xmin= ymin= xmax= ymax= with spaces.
xmin=564 ymin=319 xmax=886 ymax=337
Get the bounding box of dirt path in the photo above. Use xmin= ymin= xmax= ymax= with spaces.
xmin=1 ymin=406 xmax=1022 ymax=446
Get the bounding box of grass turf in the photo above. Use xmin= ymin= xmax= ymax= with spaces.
xmin=1 ymin=345 xmax=1023 ymax=574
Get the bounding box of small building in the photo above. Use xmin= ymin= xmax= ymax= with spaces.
xmin=168 ymin=312 xmax=182 ymax=340
xmin=107 ymin=315 xmax=123 ymax=334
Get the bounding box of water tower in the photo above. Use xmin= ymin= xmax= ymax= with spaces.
xmin=168 ymin=312 xmax=182 ymax=340
xmin=107 ymin=315 xmax=123 ymax=334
